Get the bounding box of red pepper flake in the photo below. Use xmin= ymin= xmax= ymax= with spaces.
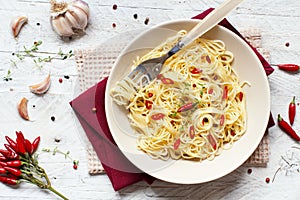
xmin=51 ymin=116 xmax=55 ymax=121
xmin=112 ymin=4 xmax=118 ymax=10
xmin=173 ymin=138 xmax=180 ymax=150
xmin=145 ymin=100 xmax=153 ymax=109
xmin=247 ymin=168 xmax=252 ymax=174
xmin=148 ymin=92 xmax=153 ymax=97
xmin=208 ymin=88 xmax=213 ymax=94
xmin=230 ymin=130 xmax=235 ymax=136
xmin=265 ymin=177 xmax=270 ymax=183
xmin=177 ymin=102 xmax=195 ymax=112
xmin=151 ymin=113 xmax=165 ymax=120
xmin=238 ymin=92 xmax=243 ymax=101
xmin=190 ymin=67 xmax=202 ymax=74
xmin=58 ymin=78 xmax=63 ymax=83
xmin=112 ymin=23 xmax=116 ymax=28
xmin=133 ymin=13 xmax=138 ymax=19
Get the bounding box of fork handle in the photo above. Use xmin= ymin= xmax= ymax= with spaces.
xmin=169 ymin=0 xmax=243 ymax=56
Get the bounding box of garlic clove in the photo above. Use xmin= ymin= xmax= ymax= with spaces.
xmin=11 ymin=15 xmax=28 ymax=38
xmin=71 ymin=0 xmax=90 ymax=18
xmin=18 ymin=97 xmax=29 ymax=120
xmin=65 ymin=7 xmax=88 ymax=30
xmin=51 ymin=15 xmax=74 ymax=37
xmin=29 ymin=74 xmax=51 ymax=95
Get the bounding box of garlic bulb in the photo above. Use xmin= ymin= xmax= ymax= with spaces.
xmin=50 ymin=0 xmax=89 ymax=37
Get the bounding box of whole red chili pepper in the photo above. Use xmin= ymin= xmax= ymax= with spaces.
xmin=0 ymin=149 xmax=19 ymax=160
xmin=0 ymin=176 xmax=19 ymax=185
xmin=32 ymin=136 xmax=41 ymax=154
xmin=289 ymin=96 xmax=296 ymax=125
xmin=16 ymin=138 xmax=26 ymax=154
xmin=0 ymin=167 xmax=6 ymax=174
xmin=177 ymin=102 xmax=197 ymax=112
xmin=0 ymin=161 xmax=7 ymax=167
xmin=0 ymin=156 xmax=6 ymax=161
xmin=4 ymin=144 xmax=16 ymax=153
xmin=4 ymin=166 xmax=22 ymax=177
xmin=5 ymin=160 xmax=22 ymax=168
xmin=277 ymin=64 xmax=299 ymax=72
xmin=24 ymin=139 xmax=33 ymax=154
xmin=278 ymin=114 xmax=300 ymax=141
xmin=5 ymin=136 xmax=18 ymax=152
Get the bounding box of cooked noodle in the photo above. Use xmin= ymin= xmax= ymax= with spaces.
xmin=110 ymin=30 xmax=248 ymax=161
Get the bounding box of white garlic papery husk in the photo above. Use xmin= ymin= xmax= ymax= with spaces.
xmin=50 ymin=0 xmax=89 ymax=37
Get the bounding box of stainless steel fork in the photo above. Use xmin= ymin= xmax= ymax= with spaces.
xmin=127 ymin=0 xmax=243 ymax=88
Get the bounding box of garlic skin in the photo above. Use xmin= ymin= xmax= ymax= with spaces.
xmin=18 ymin=97 xmax=29 ymax=120
xmin=29 ymin=74 xmax=51 ymax=95
xmin=50 ymin=0 xmax=89 ymax=37
xmin=11 ymin=15 xmax=28 ymax=38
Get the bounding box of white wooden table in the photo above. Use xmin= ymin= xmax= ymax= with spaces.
xmin=0 ymin=0 xmax=299 ymax=199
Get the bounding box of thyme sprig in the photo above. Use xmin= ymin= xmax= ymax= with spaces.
xmin=42 ymin=147 xmax=79 ymax=169
xmin=11 ymin=40 xmax=74 ymax=69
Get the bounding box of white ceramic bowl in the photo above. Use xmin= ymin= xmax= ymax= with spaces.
xmin=105 ymin=19 xmax=270 ymax=184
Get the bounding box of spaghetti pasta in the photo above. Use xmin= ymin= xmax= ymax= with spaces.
xmin=110 ymin=30 xmax=248 ymax=161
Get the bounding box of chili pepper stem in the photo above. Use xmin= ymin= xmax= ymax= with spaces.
xmin=48 ymin=186 xmax=69 ymax=200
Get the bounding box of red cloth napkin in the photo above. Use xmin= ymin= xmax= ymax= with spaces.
xmin=70 ymin=8 xmax=275 ymax=191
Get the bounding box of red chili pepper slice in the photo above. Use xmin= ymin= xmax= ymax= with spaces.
xmin=206 ymin=55 xmax=211 ymax=64
xmin=208 ymin=88 xmax=213 ymax=94
xmin=189 ymin=126 xmax=195 ymax=139
xmin=177 ymin=102 xmax=196 ymax=112
xmin=151 ymin=113 xmax=165 ymax=120
xmin=145 ymin=100 xmax=153 ymax=110
xmin=173 ymin=138 xmax=181 ymax=150
xmin=190 ymin=68 xmax=202 ymax=74
xmin=277 ymin=64 xmax=299 ymax=72
xmin=0 ymin=176 xmax=19 ymax=185
xmin=32 ymin=136 xmax=41 ymax=154
xmin=222 ymin=86 xmax=228 ymax=100
xmin=157 ymin=74 xmax=164 ymax=80
xmin=161 ymin=77 xmax=174 ymax=84
xmin=220 ymin=114 xmax=225 ymax=126
xmin=278 ymin=114 xmax=300 ymax=141
xmin=4 ymin=166 xmax=22 ymax=177
xmin=289 ymin=96 xmax=296 ymax=125
xmin=208 ymin=134 xmax=217 ymax=150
